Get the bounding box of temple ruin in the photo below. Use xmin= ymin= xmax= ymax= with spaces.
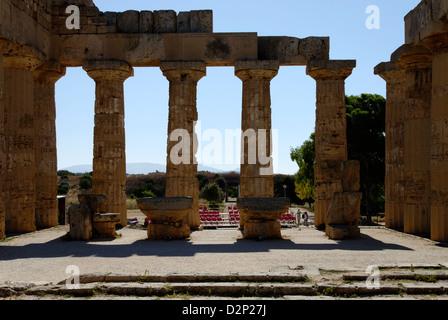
xmin=375 ymin=0 xmax=448 ymax=241
xmin=1 ymin=0 xmax=368 ymax=241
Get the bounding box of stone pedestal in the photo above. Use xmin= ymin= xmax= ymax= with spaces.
xmin=425 ymin=34 xmax=448 ymax=241
xmin=92 ymin=213 xmax=120 ymax=238
xmin=137 ymin=197 xmax=193 ymax=240
xmin=161 ymin=61 xmax=205 ymax=229
xmin=237 ymin=197 xmax=290 ymax=240
xmin=306 ymin=60 xmax=356 ymax=229
xmin=33 ymin=61 xmax=66 ymax=229
xmin=374 ymin=62 xmax=406 ymax=230
xmin=84 ymin=61 xmax=133 ymax=227
xmin=395 ymin=45 xmax=432 ymax=236
xmin=3 ymin=52 xmax=42 ymax=233
xmin=68 ymin=204 xmax=92 ymax=241
xmin=325 ymin=160 xmax=362 ymax=240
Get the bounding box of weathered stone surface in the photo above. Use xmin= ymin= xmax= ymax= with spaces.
xmin=139 ymin=11 xmax=153 ymax=33
xmin=326 ymin=192 xmax=362 ymax=225
xmin=177 ymin=12 xmax=191 ymax=33
xmin=117 ymin=10 xmax=139 ymax=33
xmin=92 ymin=213 xmax=120 ymax=238
xmin=341 ymin=160 xmax=360 ymax=192
xmin=307 ymin=60 xmax=355 ymax=229
xmin=154 ymin=10 xmax=177 ymax=33
xmin=161 ymin=62 xmax=206 ymax=229
xmin=68 ymin=204 xmax=92 ymax=240
xmin=190 ymin=10 xmax=213 ymax=33
xmin=77 ymin=194 xmax=107 ymax=214
xmin=147 ymin=223 xmax=190 ymax=240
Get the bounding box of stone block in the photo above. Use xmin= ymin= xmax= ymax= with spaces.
xmin=326 ymin=192 xmax=362 ymax=225
xmin=243 ymin=220 xmax=282 ymax=240
xmin=139 ymin=11 xmax=153 ymax=33
xmin=68 ymin=204 xmax=92 ymax=240
xmin=92 ymin=213 xmax=120 ymax=238
xmin=147 ymin=223 xmax=190 ymax=240
xmin=153 ymin=10 xmax=176 ymax=33
xmin=177 ymin=12 xmax=190 ymax=33
xmin=117 ymin=10 xmax=139 ymax=33
xmin=190 ymin=10 xmax=213 ymax=33
xmin=326 ymin=224 xmax=360 ymax=240
xmin=341 ymin=160 xmax=360 ymax=192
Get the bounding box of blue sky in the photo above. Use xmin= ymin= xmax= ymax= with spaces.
xmin=55 ymin=0 xmax=421 ymax=174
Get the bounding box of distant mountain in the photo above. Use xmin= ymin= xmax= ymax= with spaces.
xmin=61 ymin=162 xmax=226 ymax=174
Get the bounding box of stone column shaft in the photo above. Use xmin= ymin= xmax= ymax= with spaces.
xmin=375 ymin=62 xmax=406 ymax=230
xmin=306 ymin=60 xmax=356 ymax=229
xmin=425 ymin=34 xmax=448 ymax=241
xmin=395 ymin=45 xmax=432 ymax=236
xmin=161 ymin=61 xmax=206 ymax=229
xmin=235 ymin=60 xmax=279 ymax=199
xmin=84 ymin=61 xmax=133 ymax=227
xmin=3 ymin=54 xmax=42 ymax=233
xmin=0 ymin=54 xmax=4 ymax=238
xmin=33 ymin=61 xmax=66 ymax=229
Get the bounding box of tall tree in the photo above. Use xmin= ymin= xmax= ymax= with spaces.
xmin=290 ymin=94 xmax=386 ymax=220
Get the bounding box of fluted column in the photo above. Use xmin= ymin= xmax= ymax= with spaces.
xmin=395 ymin=45 xmax=432 ymax=236
xmin=0 ymin=54 xmax=4 ymax=238
xmin=83 ymin=60 xmax=133 ymax=227
xmin=3 ymin=53 xmax=42 ymax=233
xmin=425 ymin=34 xmax=448 ymax=241
xmin=33 ymin=61 xmax=66 ymax=229
xmin=235 ymin=60 xmax=279 ymax=198
xmin=374 ymin=61 xmax=406 ymax=230
xmin=161 ymin=61 xmax=206 ymax=229
xmin=306 ymin=60 xmax=356 ymax=229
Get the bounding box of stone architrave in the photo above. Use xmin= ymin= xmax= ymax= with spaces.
xmin=394 ymin=45 xmax=432 ymax=236
xmin=235 ymin=60 xmax=279 ymax=199
xmin=33 ymin=61 xmax=66 ymax=229
xmin=83 ymin=60 xmax=134 ymax=227
xmin=3 ymin=50 xmax=42 ymax=233
xmin=161 ymin=61 xmax=206 ymax=229
xmin=374 ymin=61 xmax=406 ymax=230
xmin=425 ymin=34 xmax=448 ymax=241
xmin=306 ymin=60 xmax=356 ymax=229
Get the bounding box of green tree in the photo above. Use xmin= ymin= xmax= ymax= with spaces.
xmin=290 ymin=133 xmax=315 ymax=207
xmin=199 ymin=183 xmax=225 ymax=206
xmin=79 ymin=174 xmax=92 ymax=190
xmin=346 ymin=94 xmax=386 ymax=222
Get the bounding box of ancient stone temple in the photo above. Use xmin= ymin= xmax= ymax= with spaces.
xmin=375 ymin=0 xmax=448 ymax=241
xmin=0 ymin=0 xmax=357 ymax=239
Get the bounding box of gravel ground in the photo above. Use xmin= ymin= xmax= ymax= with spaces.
xmin=1 ymin=217 xmax=447 ymax=285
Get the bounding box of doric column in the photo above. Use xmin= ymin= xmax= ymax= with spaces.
xmin=306 ymin=60 xmax=356 ymax=229
xmin=33 ymin=61 xmax=66 ymax=229
xmin=425 ymin=34 xmax=448 ymax=241
xmin=3 ymin=51 xmax=42 ymax=233
xmin=83 ymin=60 xmax=133 ymax=227
xmin=235 ymin=60 xmax=279 ymax=198
xmin=394 ymin=44 xmax=432 ymax=236
xmin=161 ymin=61 xmax=206 ymax=229
xmin=0 ymin=54 xmax=4 ymax=238
xmin=374 ymin=61 xmax=406 ymax=230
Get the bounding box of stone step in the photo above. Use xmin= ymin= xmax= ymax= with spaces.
xmin=343 ymin=270 xmax=448 ymax=282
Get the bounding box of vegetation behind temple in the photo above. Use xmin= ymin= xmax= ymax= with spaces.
xmin=290 ymin=93 xmax=386 ymax=220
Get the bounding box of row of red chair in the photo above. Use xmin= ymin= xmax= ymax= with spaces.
xmin=277 ymin=213 xmax=296 ymax=225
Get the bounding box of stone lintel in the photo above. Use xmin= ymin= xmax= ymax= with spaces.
xmin=234 ymin=60 xmax=279 ymax=81
xmin=83 ymin=60 xmax=134 ymax=81
xmin=374 ymin=61 xmax=406 ymax=83
xmin=306 ymin=60 xmax=356 ymax=80
xmin=160 ymin=61 xmax=206 ymax=82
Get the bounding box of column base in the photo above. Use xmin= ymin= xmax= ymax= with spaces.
xmin=326 ymin=224 xmax=360 ymax=240
xmin=147 ymin=223 xmax=190 ymax=240
xmin=92 ymin=213 xmax=120 ymax=238
xmin=243 ymin=220 xmax=282 ymax=240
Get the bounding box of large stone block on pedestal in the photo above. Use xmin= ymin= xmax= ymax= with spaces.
xmin=92 ymin=213 xmax=120 ymax=238
xmin=147 ymin=223 xmax=190 ymax=240
xmin=325 ymin=192 xmax=362 ymax=240
xmin=243 ymin=220 xmax=281 ymax=240
xmin=68 ymin=204 xmax=92 ymax=241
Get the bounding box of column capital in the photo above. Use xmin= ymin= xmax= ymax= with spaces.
xmin=374 ymin=61 xmax=406 ymax=84
xmin=33 ymin=61 xmax=66 ymax=83
xmin=391 ymin=44 xmax=432 ymax=68
xmin=423 ymin=33 xmax=448 ymax=54
xmin=234 ymin=60 xmax=279 ymax=81
xmin=306 ymin=60 xmax=356 ymax=80
xmin=83 ymin=60 xmax=134 ymax=81
xmin=2 ymin=43 xmax=44 ymax=71
xmin=160 ymin=61 xmax=206 ymax=83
